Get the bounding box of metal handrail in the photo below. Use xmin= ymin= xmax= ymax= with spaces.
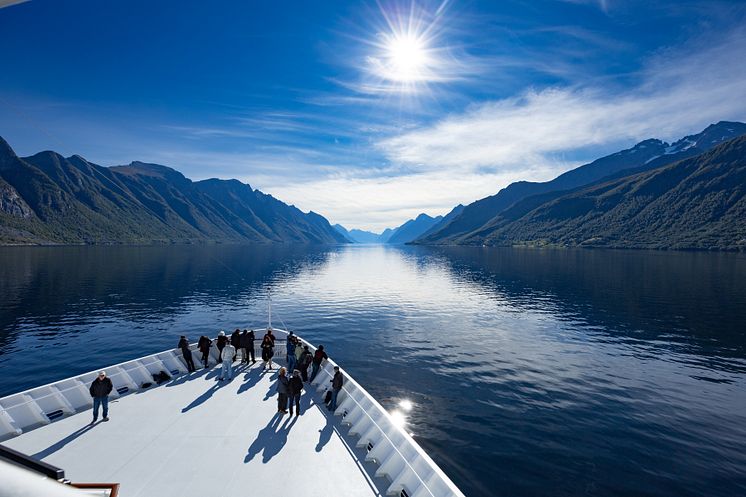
xmin=0 ymin=332 xmax=462 ymax=497
xmin=0 ymin=337 xmax=288 ymax=415
xmin=299 ymin=338 xmax=458 ymax=497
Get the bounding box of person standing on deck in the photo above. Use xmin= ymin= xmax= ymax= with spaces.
xmin=230 ymin=329 xmax=241 ymax=362
xmin=288 ymin=369 xmax=304 ymax=416
xmin=216 ymin=331 xmax=228 ymax=361
xmin=240 ymin=329 xmax=255 ymax=364
xmin=261 ymin=334 xmax=275 ymax=371
xmin=309 ymin=345 xmax=328 ymax=383
xmin=286 ymin=331 xmax=295 ymax=361
xmin=198 ymin=335 xmax=212 ymax=369
xmin=276 ymin=367 xmax=289 ymax=414
xmin=287 ymin=336 xmax=298 ymax=373
xmin=264 ymin=328 xmax=276 ymax=347
xmin=294 ymin=339 xmax=304 ymax=365
xmin=220 ymin=341 xmax=236 ymax=381
xmin=89 ymin=371 xmax=113 ymax=424
xmin=298 ymin=345 xmax=313 ymax=382
xmin=329 ymin=366 xmax=343 ymax=411
xmin=178 ymin=336 xmax=196 ymax=372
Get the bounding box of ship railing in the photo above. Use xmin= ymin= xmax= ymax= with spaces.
xmin=296 ymin=336 xmax=465 ymax=497
xmin=0 ymin=333 xmax=289 ymax=440
xmin=0 ymin=330 xmax=464 ymax=497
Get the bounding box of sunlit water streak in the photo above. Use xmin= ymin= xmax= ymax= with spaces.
xmin=1 ymin=244 xmax=745 ymax=497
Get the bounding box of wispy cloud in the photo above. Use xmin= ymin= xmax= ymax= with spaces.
xmin=378 ymin=26 xmax=746 ymax=171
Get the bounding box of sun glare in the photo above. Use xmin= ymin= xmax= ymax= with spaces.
xmin=390 ymin=409 xmax=407 ymax=429
xmin=384 ymin=34 xmax=429 ymax=82
xmin=363 ymin=3 xmax=449 ymax=92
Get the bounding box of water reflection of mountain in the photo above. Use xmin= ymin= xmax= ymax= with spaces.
xmin=416 ymin=246 xmax=746 ymax=365
xmin=0 ymin=245 xmax=336 ymax=347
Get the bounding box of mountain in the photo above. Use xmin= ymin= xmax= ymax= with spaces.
xmin=418 ymin=204 xmax=464 ymax=239
xmin=386 ymin=213 xmax=443 ymax=244
xmin=417 ymin=121 xmax=746 ymax=244
xmin=334 ymin=224 xmax=392 ymax=243
xmin=0 ymin=137 xmax=348 ymax=245
xmin=333 ymin=224 xmax=355 ymax=242
xmin=378 ymin=228 xmax=395 ymax=243
xmin=336 ymin=209 xmax=462 ymax=245
xmin=449 ymin=135 xmax=746 ymax=250
xmin=348 ymin=229 xmax=383 ymax=243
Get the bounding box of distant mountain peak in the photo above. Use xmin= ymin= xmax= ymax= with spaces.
xmin=668 ymin=121 xmax=746 ymax=154
xmin=196 ymin=177 xmax=252 ymax=192
xmin=113 ymin=161 xmax=189 ymax=183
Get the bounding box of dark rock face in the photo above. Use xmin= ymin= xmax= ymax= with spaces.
xmin=0 ymin=180 xmax=33 ymax=218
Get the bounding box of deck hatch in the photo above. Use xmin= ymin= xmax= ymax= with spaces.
xmin=45 ymin=409 xmax=64 ymax=421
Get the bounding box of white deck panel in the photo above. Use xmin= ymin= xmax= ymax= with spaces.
xmin=3 ymin=361 xmax=384 ymax=497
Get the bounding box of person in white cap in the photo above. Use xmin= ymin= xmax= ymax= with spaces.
xmin=220 ymin=340 xmax=236 ymax=381
xmin=89 ymin=371 xmax=113 ymax=424
xmin=216 ymin=330 xmax=228 ymax=361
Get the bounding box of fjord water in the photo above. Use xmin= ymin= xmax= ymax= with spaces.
xmin=1 ymin=245 xmax=745 ymax=497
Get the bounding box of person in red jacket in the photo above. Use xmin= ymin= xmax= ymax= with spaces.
xmin=89 ymin=371 xmax=113 ymax=424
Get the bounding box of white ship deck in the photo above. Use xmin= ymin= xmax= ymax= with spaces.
xmin=0 ymin=332 xmax=465 ymax=497
xmin=3 ymin=360 xmax=384 ymax=497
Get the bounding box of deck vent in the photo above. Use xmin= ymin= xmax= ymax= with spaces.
xmin=46 ymin=409 xmax=64 ymax=421
xmin=170 ymin=369 xmax=180 ymax=376
xmin=400 ymin=490 xmax=410 ymax=497
xmin=342 ymin=409 xmax=348 ymax=418
xmin=116 ymin=386 xmax=129 ymax=395
xmin=366 ymin=442 xmax=374 ymax=452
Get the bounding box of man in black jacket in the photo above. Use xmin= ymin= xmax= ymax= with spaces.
xmin=216 ymin=331 xmax=228 ymax=361
xmin=288 ymin=369 xmax=304 ymax=416
xmin=90 ymin=371 xmax=113 ymax=424
xmin=240 ymin=329 xmax=255 ymax=364
xmin=329 ymin=366 xmax=343 ymax=411
xmin=178 ymin=336 xmax=196 ymax=372
xmin=230 ymin=329 xmax=241 ymax=362
xmin=198 ymin=335 xmax=212 ymax=369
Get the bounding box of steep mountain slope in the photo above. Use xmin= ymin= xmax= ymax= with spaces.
xmin=0 ymin=137 xmax=346 ymax=245
xmin=386 ymin=213 xmax=443 ymax=244
xmin=418 ymin=121 xmax=746 ymax=244
xmin=333 ymin=224 xmax=355 ymax=243
xmin=418 ymin=204 xmax=464 ymax=239
xmin=467 ymin=136 xmax=746 ymax=250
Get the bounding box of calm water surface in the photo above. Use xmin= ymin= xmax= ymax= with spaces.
xmin=1 ymin=244 xmax=745 ymax=497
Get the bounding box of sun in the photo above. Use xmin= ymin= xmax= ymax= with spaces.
xmin=362 ymin=3 xmax=453 ymax=94
xmin=384 ymin=33 xmax=430 ymax=83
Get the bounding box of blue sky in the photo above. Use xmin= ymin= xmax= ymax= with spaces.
xmin=1 ymin=0 xmax=746 ymax=231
